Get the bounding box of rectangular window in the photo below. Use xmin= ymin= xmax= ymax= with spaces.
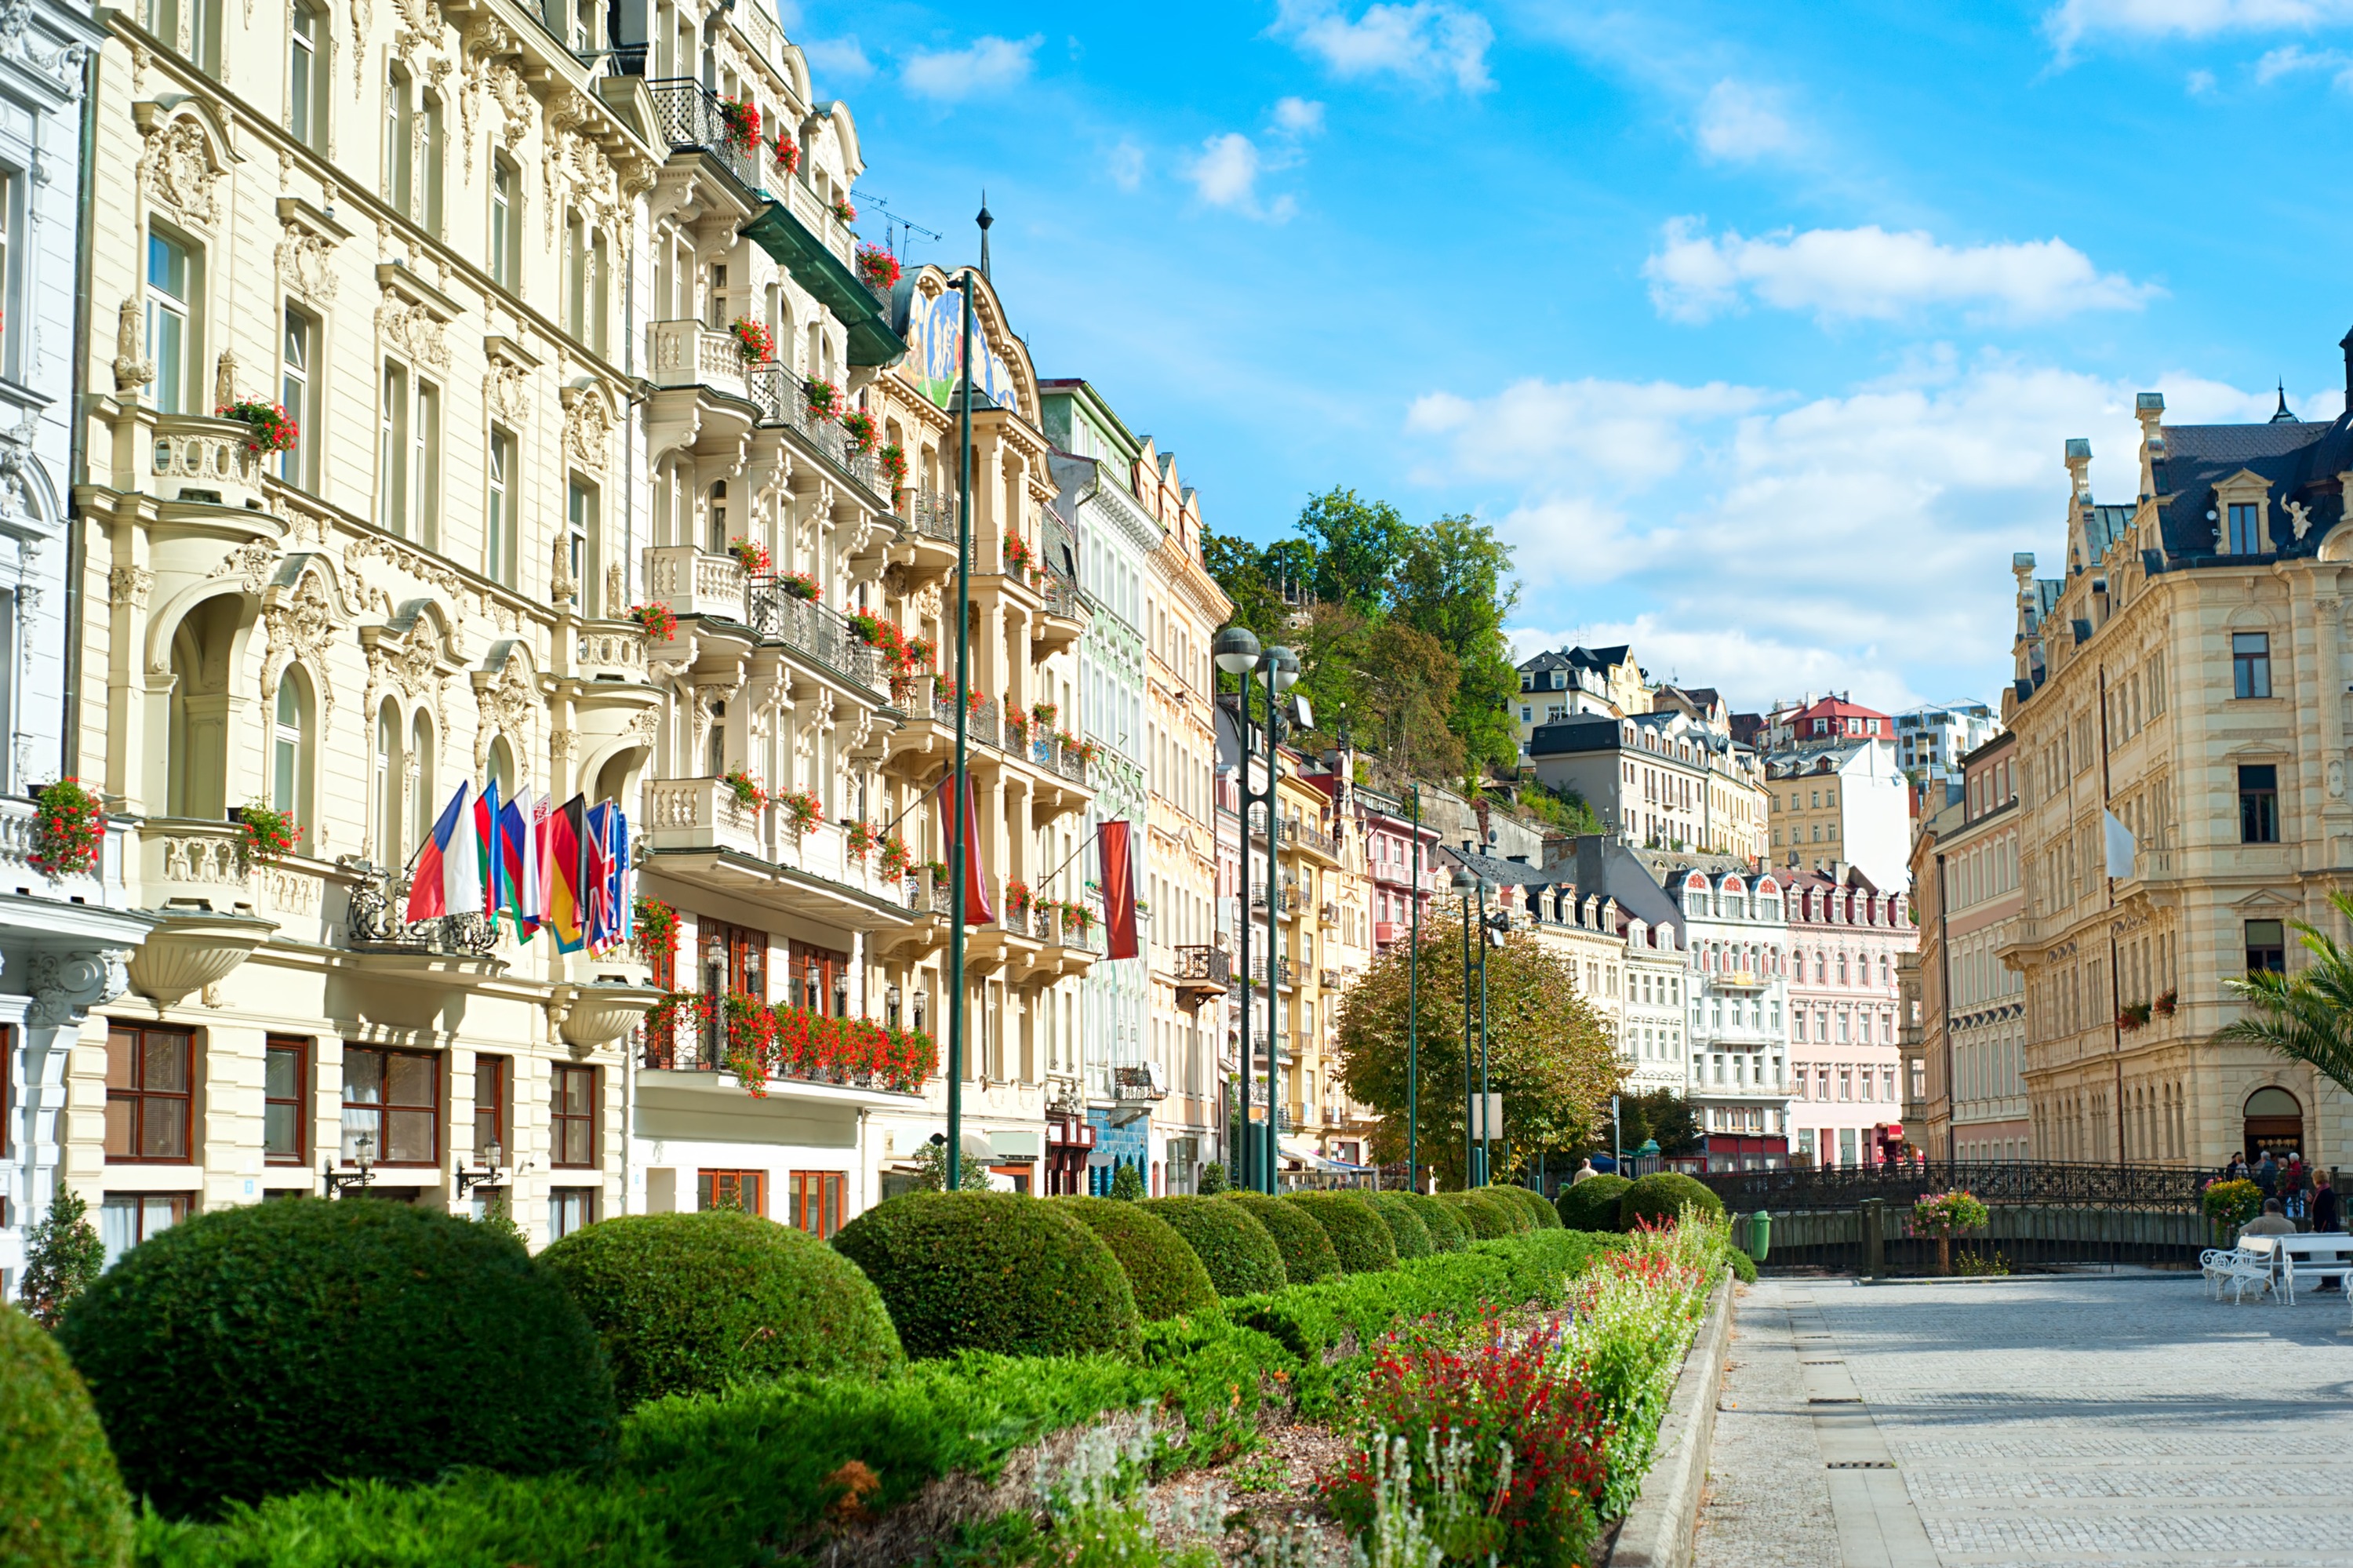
xmin=100 ymin=1193 xmax=189 ymax=1268
xmin=1838 ymin=1068 xmax=1853 ymax=1101
xmin=697 ymin=1168 xmax=766 ymax=1215
xmin=280 ymin=305 xmax=314 ymax=488
xmin=422 ymin=94 xmax=446 ymax=234
xmin=2246 ymin=919 xmax=2286 ymax=974
xmin=2233 ymin=632 xmax=2272 ymax=699
xmin=1838 ymin=1127 xmax=1858 ymax=1166
xmin=563 ymin=211 xmax=585 ymax=339
xmin=551 ymin=1063 xmax=598 ymax=1167
xmin=105 ymin=1023 xmax=194 ymax=1162
xmin=489 ymin=159 xmax=518 ymax=291
xmin=2227 ymin=501 xmax=2262 ymax=555
xmin=485 ymin=427 xmax=516 ymax=586
xmin=473 ymin=1053 xmax=507 ymax=1160
xmin=2238 ymin=764 xmax=2279 ymax=843
xmin=384 ymin=67 xmax=414 ymax=215
xmin=289 ymin=3 xmax=321 ymax=147
xmin=264 ymin=1036 xmax=309 ymax=1163
xmin=590 ymin=231 xmax=609 ymax=353
xmin=413 ymin=377 xmax=440 ymax=549
xmin=567 ymin=475 xmax=600 ymax=617
xmin=0 ymin=171 xmax=13 ymax=377
xmin=789 ymin=1170 xmax=846 ymax=1238
xmin=548 ymin=1186 xmax=596 ymax=1239
xmin=379 ymin=361 xmax=409 ymax=533
xmin=146 ymin=230 xmax=192 ymax=414
xmin=341 ymin=1046 xmax=439 ymax=1165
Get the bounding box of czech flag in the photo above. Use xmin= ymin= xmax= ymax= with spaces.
xmin=933 ymin=770 xmax=994 ymax=925
xmin=547 ymin=795 xmax=587 ymax=952
xmin=497 ymin=790 xmax=537 ymax=939
xmin=1100 ymin=819 xmax=1139 ymax=961
xmin=404 ymin=783 xmax=483 ymax=921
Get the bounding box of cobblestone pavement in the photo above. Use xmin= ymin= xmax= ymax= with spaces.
xmin=1693 ymin=1273 xmax=2353 ymax=1567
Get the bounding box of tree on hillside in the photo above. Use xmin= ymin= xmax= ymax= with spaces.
xmin=1396 ymin=514 xmax=1520 ymax=773
xmin=1297 ymin=488 xmax=1414 ymax=617
xmin=1333 ymin=908 xmax=1623 ymax=1190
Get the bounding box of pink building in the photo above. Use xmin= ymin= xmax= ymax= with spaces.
xmin=1784 ymin=866 xmax=1916 ymax=1166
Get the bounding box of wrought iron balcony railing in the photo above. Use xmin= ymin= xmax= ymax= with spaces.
xmin=643 ymin=78 xmax=764 ymax=198
xmin=746 ymin=580 xmax=888 ymax=693
xmin=345 ymin=864 xmax=499 ymax=956
xmin=1175 ymin=944 xmax=1231 ymax=985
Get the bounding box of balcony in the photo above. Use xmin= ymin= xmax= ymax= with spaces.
xmin=573 ymin=620 xmax=651 ymax=682
xmin=745 ymin=367 xmax=889 ymax=508
xmin=648 ymin=319 xmax=751 ymax=399
xmin=642 ymin=777 xmax=766 ymax=859
xmin=1373 ymin=920 xmax=1402 ymax=946
xmin=642 ymin=545 xmax=747 ymax=622
xmin=643 ymin=77 xmax=765 ymax=201
xmin=1291 ymin=823 xmax=1341 ymax=860
xmin=1033 ymin=572 xmax=1086 ymax=653
xmin=746 ymin=581 xmax=889 ymax=695
xmin=1319 ymin=900 xmax=1340 ymax=927
xmin=890 ymin=489 xmax=964 ymax=590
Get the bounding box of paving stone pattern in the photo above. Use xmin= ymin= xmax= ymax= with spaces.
xmin=1693 ymin=1275 xmax=2353 ymax=1567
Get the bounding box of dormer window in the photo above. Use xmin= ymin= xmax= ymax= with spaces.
xmin=2228 ymin=502 xmax=2261 ymax=555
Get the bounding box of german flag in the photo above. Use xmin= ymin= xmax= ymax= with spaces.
xmin=547 ymin=795 xmax=587 ymax=952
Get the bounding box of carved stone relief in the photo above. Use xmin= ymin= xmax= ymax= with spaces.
xmin=260 ymin=570 xmax=341 ymax=724
xmin=561 ymin=384 xmax=613 ymax=475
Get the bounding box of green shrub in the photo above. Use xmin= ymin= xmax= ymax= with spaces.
xmin=1361 ymin=1191 xmax=1435 ymax=1259
xmin=1618 ymin=1172 xmax=1726 ymax=1231
xmin=0 ymin=1303 xmax=131 ymax=1567
xmin=18 ymin=1188 xmax=104 ymax=1330
xmin=833 ymin=1191 xmax=1139 ymax=1359
xmin=1440 ymin=1191 xmax=1521 ymax=1238
xmin=1485 ymin=1184 xmax=1563 ymax=1229
xmin=540 ymin=1210 xmax=901 ymax=1408
xmin=1401 ymin=1191 xmax=1471 ymax=1251
xmin=1108 ymin=1162 xmax=1145 ymax=1202
xmin=59 ymin=1197 xmax=613 ymax=1519
xmin=1555 ymin=1173 xmax=1632 ymax=1233
xmin=1195 ymin=1162 xmax=1229 ymax=1195
xmin=1281 ymin=1191 xmax=1398 ymax=1274
xmin=1729 ymin=1247 xmax=1758 ymax=1283
xmin=1052 ymin=1197 xmax=1219 ymax=1320
xmin=1221 ymin=1191 xmax=1340 ymax=1285
xmin=1136 ymin=1196 xmax=1287 ymax=1297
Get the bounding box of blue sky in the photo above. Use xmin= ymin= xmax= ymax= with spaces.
xmin=789 ymin=0 xmax=2353 ymax=715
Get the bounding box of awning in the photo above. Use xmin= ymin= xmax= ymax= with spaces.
xmin=1278 ymin=1140 xmax=1374 ymax=1173
xmin=739 ymin=202 xmax=904 ymax=368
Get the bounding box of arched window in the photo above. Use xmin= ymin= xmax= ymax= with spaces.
xmin=486 ymin=735 xmax=516 ymax=804
xmin=376 ymin=700 xmax=402 ymax=862
xmin=271 ymin=668 xmax=315 ymax=853
xmin=409 ymin=711 xmax=436 ymax=860
xmin=707 ymin=478 xmax=729 ymax=555
xmin=165 ymin=596 xmax=239 ymax=819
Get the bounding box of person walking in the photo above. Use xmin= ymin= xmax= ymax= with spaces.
xmin=2286 ymin=1155 xmax=2311 ymax=1220
xmin=2257 ymin=1151 xmax=2280 ymax=1199
xmin=2315 ymin=1172 xmax=2341 ymax=1234
xmin=1570 ymin=1158 xmax=1598 ymax=1186
xmin=2227 ymin=1151 xmax=2249 ymax=1182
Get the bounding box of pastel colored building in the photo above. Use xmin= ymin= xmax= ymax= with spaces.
xmin=1783 ymin=868 xmax=1916 ymax=1166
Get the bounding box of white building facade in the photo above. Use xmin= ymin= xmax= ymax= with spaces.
xmin=1671 ymin=868 xmax=1793 ymax=1169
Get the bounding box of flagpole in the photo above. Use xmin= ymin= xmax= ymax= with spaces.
xmin=946 ymin=267 xmax=976 ymax=1191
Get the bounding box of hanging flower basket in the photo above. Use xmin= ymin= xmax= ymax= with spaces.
xmin=727 ymin=317 xmax=776 ymax=363
xmin=776 ymin=789 xmax=824 ymax=833
xmin=1006 ymin=879 xmax=1032 ymax=917
xmin=906 ymin=635 xmax=936 ymax=671
xmin=627 ymin=602 xmax=678 ymax=642
xmin=1002 ymin=530 xmax=1035 ymax=574
xmin=634 ymin=895 xmax=679 ymax=969
xmin=2155 ymin=988 xmax=2177 ymax=1017
xmin=854 ymin=243 xmax=900 ymax=293
xmin=30 ymin=778 xmax=106 ymax=879
xmin=720 ymin=769 xmax=766 ymax=811
xmin=773 ymin=133 xmax=800 ymax=173
xmin=829 ymin=195 xmax=857 ymax=224
xmin=923 ymin=858 xmax=951 ymax=884
xmin=1005 ymin=711 xmax=1029 ymax=747
xmin=216 ymin=398 xmax=299 ymax=456
xmin=802 ymin=377 xmax=842 ymax=421
xmin=1031 ymin=700 xmax=1059 ymax=728
xmin=846 ymin=821 xmax=878 ymax=862
xmin=839 ymin=409 xmax=878 ymax=456
xmin=239 ymin=799 xmax=300 ymax=865
xmin=777 ymin=570 xmax=820 ymax=602
xmin=716 ymin=96 xmax=761 ymax=155
xmin=879 ymin=442 xmax=909 ymax=489
xmin=878 ymin=833 xmax=911 ymax=880
xmin=726 ymin=538 xmax=772 ymax=577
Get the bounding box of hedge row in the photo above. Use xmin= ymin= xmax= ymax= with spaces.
xmin=134 ymin=1231 xmax=1628 ymax=1567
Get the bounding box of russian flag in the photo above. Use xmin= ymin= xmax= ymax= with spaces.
xmin=405 ymin=783 xmax=483 ymax=921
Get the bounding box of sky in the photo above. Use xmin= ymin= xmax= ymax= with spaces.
xmin=786 ymin=0 xmax=2353 ymax=716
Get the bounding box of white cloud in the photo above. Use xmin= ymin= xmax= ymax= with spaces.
xmin=1692 ymin=79 xmax=1801 ymax=162
xmin=2044 ymin=0 xmax=2353 ymax=59
xmin=801 ymin=35 xmax=873 ymax=82
xmin=2186 ymin=65 xmax=2219 ymax=92
xmin=1409 ymin=355 xmax=2292 ymax=709
xmin=1182 ymin=133 xmax=1297 ymax=221
xmin=1644 ymin=218 xmax=2163 ymax=326
xmin=901 ymin=35 xmax=1041 ymax=102
xmin=2252 ymin=41 xmax=2353 ymax=83
xmin=1107 ymin=139 xmax=1146 ymax=191
xmin=1273 ymin=96 xmax=1327 ymax=135
xmin=1271 ymin=0 xmax=1494 ymax=93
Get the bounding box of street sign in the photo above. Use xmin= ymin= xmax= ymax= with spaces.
xmin=1469 ymin=1093 xmax=1503 ymax=1139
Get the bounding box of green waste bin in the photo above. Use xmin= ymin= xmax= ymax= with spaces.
xmin=1747 ymin=1210 xmax=1772 ymax=1263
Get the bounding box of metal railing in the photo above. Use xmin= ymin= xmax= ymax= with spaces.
xmin=1695 ymin=1159 xmax=2213 ymax=1213
xmin=1039 ymin=571 xmax=1083 ymax=620
xmin=1175 ymin=944 xmax=1231 ymax=985
xmin=643 ymin=78 xmax=764 ymax=198
xmin=745 ymin=580 xmax=888 ymax=693
xmin=346 ymin=864 xmax=499 ymax=957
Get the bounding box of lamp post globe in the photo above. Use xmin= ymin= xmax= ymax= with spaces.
xmin=1213 ymin=625 xmax=1262 ymax=675
xmin=1266 ymin=644 xmax=1300 ymax=693
xmin=1450 ymin=864 xmax=1476 ymax=895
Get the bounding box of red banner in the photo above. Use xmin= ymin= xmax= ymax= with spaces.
xmin=1100 ymin=819 xmax=1139 ymax=960
xmin=934 ymin=772 xmax=995 ymax=925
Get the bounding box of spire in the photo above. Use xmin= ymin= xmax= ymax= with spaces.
xmin=976 ymin=191 xmax=993 ymax=282
xmin=2271 ymin=380 xmax=2298 ymax=424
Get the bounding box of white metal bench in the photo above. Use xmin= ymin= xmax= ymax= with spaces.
xmin=2273 ymin=1232 xmax=2353 ymax=1307
xmin=2217 ymin=1235 xmax=2283 ymax=1304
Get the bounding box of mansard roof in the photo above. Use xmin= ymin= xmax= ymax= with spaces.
xmin=2149 ymin=413 xmax=2353 ymax=563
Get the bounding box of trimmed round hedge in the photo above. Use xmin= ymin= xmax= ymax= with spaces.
xmin=1556 ymin=1173 xmax=1632 ymax=1233
xmin=1 ymin=1303 xmax=131 ymax=1568
xmin=1220 ymin=1191 xmax=1341 ymax=1285
xmin=1439 ymin=1191 xmax=1521 ymax=1239
xmin=1400 ymin=1191 xmax=1470 ymax=1252
xmin=1360 ymin=1191 xmax=1435 ymax=1259
xmin=833 ymin=1191 xmax=1139 ymax=1359
xmin=1486 ymin=1184 xmax=1563 ymax=1230
xmin=58 ymin=1198 xmax=615 ymax=1519
xmin=1137 ymin=1197 xmax=1287 ymax=1297
xmin=1620 ymin=1172 xmax=1726 ymax=1231
xmin=540 ymin=1210 xmax=902 ymax=1408
xmin=1281 ymin=1191 xmax=1398 ymax=1274
xmin=1052 ymin=1197 xmax=1219 ymax=1320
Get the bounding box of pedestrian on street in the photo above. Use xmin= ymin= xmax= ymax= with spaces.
xmin=2315 ymin=1172 xmax=2341 ymax=1234
xmin=2257 ymin=1151 xmax=2279 ymax=1197
xmin=2227 ymin=1152 xmax=2248 ymax=1181
xmin=2285 ymin=1155 xmax=2310 ymax=1218
xmin=2240 ymin=1198 xmax=2297 ymax=1239
xmin=1571 ymin=1158 xmax=1597 ymax=1185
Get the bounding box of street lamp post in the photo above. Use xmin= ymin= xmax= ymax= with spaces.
xmin=1212 ymin=626 xmax=1262 ymax=1191
xmin=1478 ymin=868 xmax=1494 ymax=1188
xmin=1453 ymin=861 xmax=1475 ymax=1188
xmin=1407 ymin=784 xmax=1420 ymax=1193
xmin=944 ymin=267 xmax=976 ymax=1190
xmin=1259 ymin=646 xmax=1297 ymax=1192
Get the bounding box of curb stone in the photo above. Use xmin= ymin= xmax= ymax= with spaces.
xmin=1605 ymin=1272 xmax=1736 ymax=1568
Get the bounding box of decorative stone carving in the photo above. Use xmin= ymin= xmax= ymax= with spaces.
xmin=213 ymin=348 xmax=238 ymax=412
xmin=140 ymin=115 xmax=219 ymax=226
xmin=260 ymin=570 xmax=340 ymax=724
xmin=2288 ymin=497 xmax=2314 ymax=541
xmin=376 ymin=299 xmax=451 ymax=373
xmin=483 ymin=360 xmax=529 ymax=423
xmin=606 ymin=563 xmax=625 ymax=613
xmin=561 ymin=384 xmax=612 ymax=474
xmin=551 ymin=530 xmax=575 ymax=605
xmin=473 ymin=649 xmax=540 ymax=783
xmin=210 ymin=540 xmax=279 ymax=595
xmin=29 ymin=948 xmax=131 ymax=1026
xmin=113 ymin=299 xmax=153 ymax=393
xmin=277 ymin=221 xmax=339 ymax=302
xmin=550 ymin=727 xmax=577 ymax=762
xmin=109 ymin=566 xmax=155 ymax=609
xmin=351 ymin=0 xmax=372 ymax=91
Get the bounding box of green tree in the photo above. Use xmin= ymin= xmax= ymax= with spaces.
xmin=911 ymin=1138 xmax=994 ymax=1191
xmin=1334 ymin=905 xmax=1624 ymax=1190
xmin=1395 ymin=514 xmax=1520 ymax=773
xmin=1108 ymin=1161 xmax=1145 ymax=1201
xmin=2218 ymin=892 xmax=2353 ymax=1098
xmin=20 ymin=1187 xmax=104 ymax=1330
xmin=1297 ymin=487 xmax=1413 ymax=617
